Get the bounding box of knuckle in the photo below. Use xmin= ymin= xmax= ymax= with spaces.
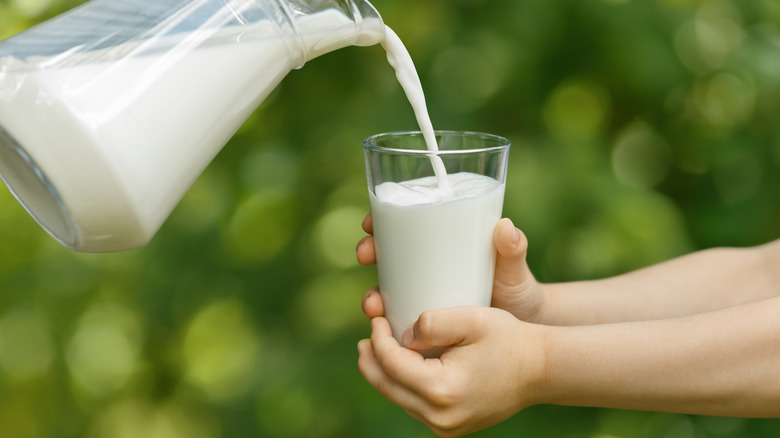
xmin=422 ymin=379 xmax=460 ymax=408
xmin=380 ymin=355 xmax=407 ymax=380
xmin=468 ymin=309 xmax=491 ymax=333
xmin=425 ymin=409 xmax=464 ymax=437
xmin=415 ymin=311 xmax=435 ymax=336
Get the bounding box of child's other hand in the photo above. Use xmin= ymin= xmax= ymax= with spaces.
xmin=491 ymin=218 xmax=545 ymax=323
xmin=356 ymin=213 xmax=376 ymax=266
xmin=357 ymin=306 xmax=546 ymax=437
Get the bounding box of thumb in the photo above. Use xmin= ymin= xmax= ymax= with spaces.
xmin=493 ymin=218 xmax=533 ymax=290
xmin=402 ymin=307 xmax=486 ymax=351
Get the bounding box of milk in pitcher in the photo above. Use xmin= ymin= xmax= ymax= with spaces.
xmin=0 ymin=7 xmax=383 ymax=251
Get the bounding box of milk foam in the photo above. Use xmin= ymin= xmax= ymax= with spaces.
xmin=375 ymin=172 xmax=501 ymax=206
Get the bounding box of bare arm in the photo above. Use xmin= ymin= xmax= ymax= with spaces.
xmin=541 ymin=239 xmax=780 ymax=326
xmin=542 ymin=293 xmax=780 ymax=417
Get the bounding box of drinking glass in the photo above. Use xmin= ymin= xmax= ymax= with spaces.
xmin=363 ymin=130 xmax=510 ymax=354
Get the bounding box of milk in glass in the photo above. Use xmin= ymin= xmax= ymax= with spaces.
xmin=369 ymin=172 xmax=505 ymax=346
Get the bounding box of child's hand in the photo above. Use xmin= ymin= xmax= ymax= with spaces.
xmin=490 ymin=218 xmax=545 ymax=323
xmin=356 ymin=214 xmax=547 ymax=323
xmin=357 ymin=306 xmax=546 ymax=437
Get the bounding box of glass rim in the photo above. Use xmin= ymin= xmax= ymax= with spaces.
xmin=362 ymin=130 xmax=510 ymax=155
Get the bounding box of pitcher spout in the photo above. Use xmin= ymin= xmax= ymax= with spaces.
xmin=283 ymin=0 xmax=385 ymax=66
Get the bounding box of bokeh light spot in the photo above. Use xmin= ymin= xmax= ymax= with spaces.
xmin=182 ymin=299 xmax=261 ymax=402
xmin=66 ymin=302 xmax=142 ymax=397
xmin=10 ymin=0 xmax=51 ymax=18
xmin=295 ymin=272 xmax=370 ymax=341
xmin=429 ymin=33 xmax=510 ymax=112
xmin=674 ymin=4 xmax=745 ymax=73
xmin=614 ymin=191 xmax=688 ymax=254
xmin=546 ymin=226 xmax=623 ymax=280
xmin=543 ymin=79 xmax=610 ymax=143
xmin=612 ymin=121 xmax=672 ymax=189
xmin=223 ymin=191 xmax=298 ymax=264
xmin=93 ymin=397 xmax=219 ymax=438
xmin=692 ymin=71 xmax=755 ymax=132
xmin=311 ymin=205 xmax=366 ymax=269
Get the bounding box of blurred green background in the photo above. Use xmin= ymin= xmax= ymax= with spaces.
xmin=1 ymin=0 xmax=780 ymax=437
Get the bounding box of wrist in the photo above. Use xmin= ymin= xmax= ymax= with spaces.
xmin=527 ymin=323 xmax=596 ymax=408
xmin=517 ymin=321 xmax=554 ymax=409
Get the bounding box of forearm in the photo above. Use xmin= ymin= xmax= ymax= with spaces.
xmin=541 ymin=239 xmax=780 ymax=326
xmin=538 ymin=295 xmax=780 ymax=417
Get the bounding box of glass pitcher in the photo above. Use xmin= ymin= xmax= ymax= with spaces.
xmin=0 ymin=0 xmax=384 ymax=252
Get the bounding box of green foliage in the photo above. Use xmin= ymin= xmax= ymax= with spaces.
xmin=1 ymin=0 xmax=779 ymax=436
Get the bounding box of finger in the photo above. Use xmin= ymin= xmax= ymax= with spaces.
xmin=361 ymin=286 xmax=385 ymax=318
xmin=493 ymin=218 xmax=533 ymax=289
xmin=356 ymin=236 xmax=377 ymax=265
xmin=403 ymin=307 xmax=488 ymax=352
xmin=357 ymin=338 xmax=424 ymax=410
xmin=360 ymin=324 xmax=433 ymax=414
xmin=370 ymin=318 xmax=438 ymax=391
xmin=362 ymin=212 xmax=373 ymax=235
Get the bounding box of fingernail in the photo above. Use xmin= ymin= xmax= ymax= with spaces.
xmin=501 ymin=218 xmax=519 ymax=244
xmin=402 ymin=324 xmax=415 ymax=346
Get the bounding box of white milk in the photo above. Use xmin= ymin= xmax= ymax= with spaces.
xmin=369 ymin=172 xmax=505 ymax=346
xmin=0 ymin=10 xmax=383 ymax=252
